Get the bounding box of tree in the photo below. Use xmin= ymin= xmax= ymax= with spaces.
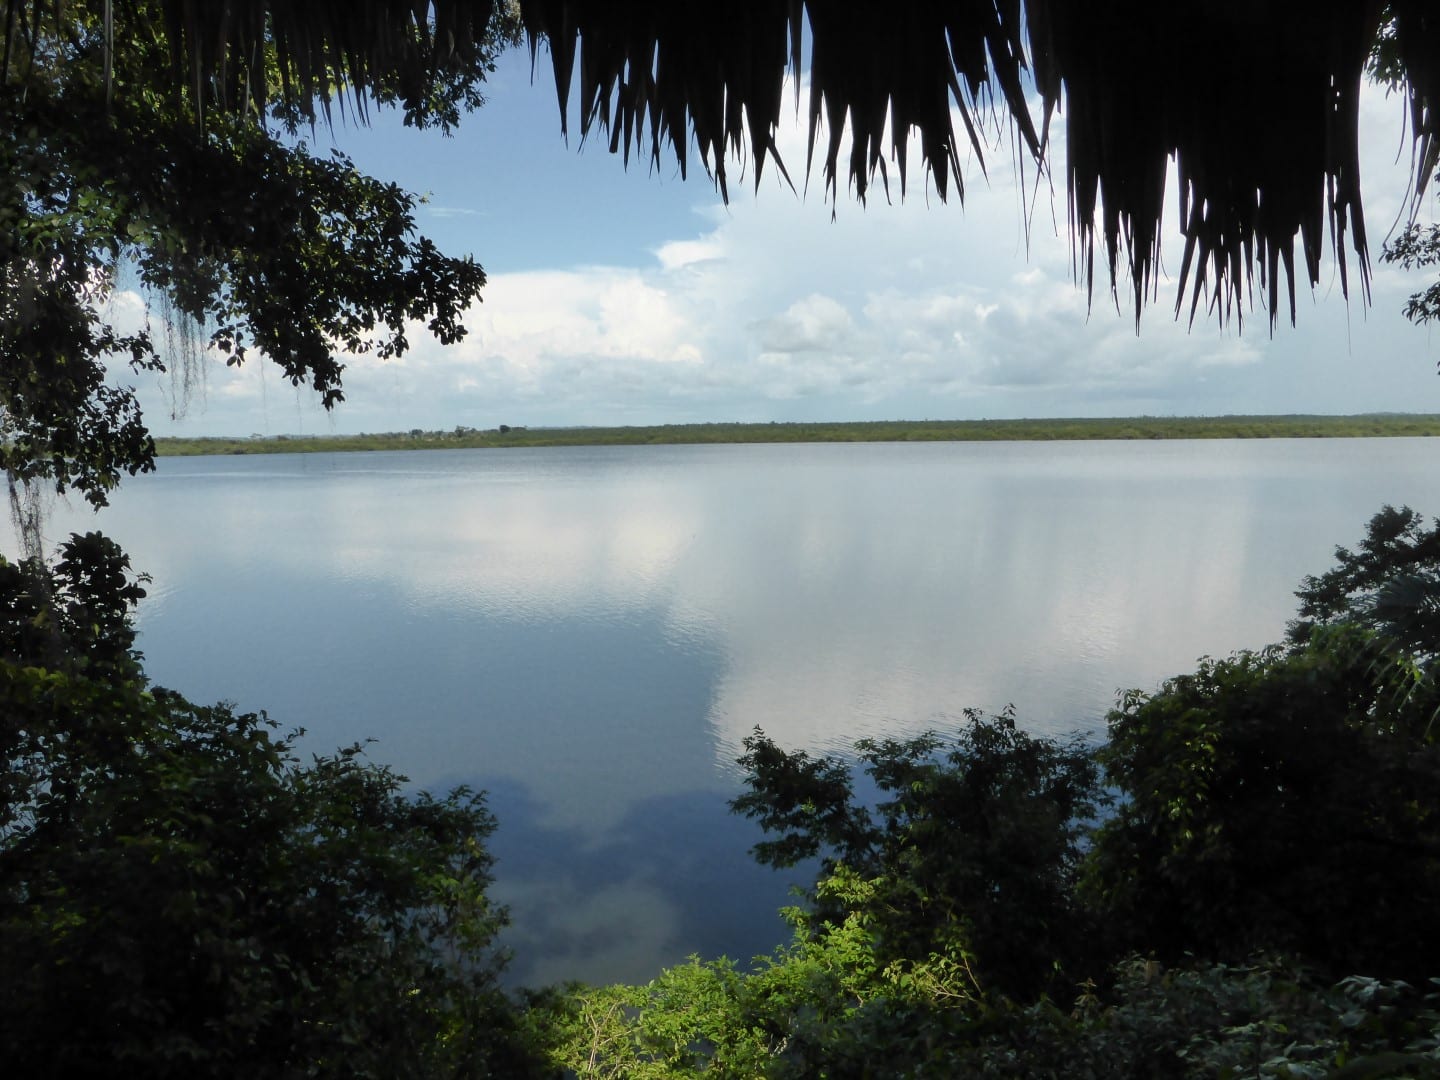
xmin=1383 ymin=222 xmax=1440 ymax=370
xmin=1088 ymin=505 xmax=1440 ymax=980
xmin=543 ymin=677 xmax=1440 ymax=1076
xmin=940 ymin=960 xmax=1440 ymax=1080
xmin=529 ymin=506 xmax=1440 ymax=1076
xmin=533 ymin=712 xmax=1105 ymax=1075
xmin=1290 ymin=504 xmax=1440 ymax=656
xmin=0 ymin=535 xmax=550 ymax=1077
xmin=0 ymin=1 xmax=518 ymax=545
xmin=0 ymin=12 xmax=552 ymax=1071
xmin=732 ymin=709 xmax=1103 ymax=1003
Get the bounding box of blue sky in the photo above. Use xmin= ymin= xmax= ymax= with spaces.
xmin=125 ymin=45 xmax=1440 ymax=436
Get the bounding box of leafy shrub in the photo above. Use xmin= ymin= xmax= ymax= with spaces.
xmin=0 ymin=538 xmax=546 ymax=1078
xmin=542 ymin=505 xmax=1440 ymax=1076
xmin=948 ymin=959 xmax=1440 ymax=1079
xmin=1088 ymin=521 xmax=1440 ymax=979
xmin=733 ymin=708 xmax=1103 ymax=1002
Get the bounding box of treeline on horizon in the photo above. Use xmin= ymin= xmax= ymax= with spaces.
xmin=154 ymin=413 xmax=1440 ymax=456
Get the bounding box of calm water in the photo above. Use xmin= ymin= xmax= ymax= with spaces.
xmin=14 ymin=438 xmax=1440 ymax=984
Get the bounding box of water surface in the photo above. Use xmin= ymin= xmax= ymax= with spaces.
xmin=15 ymin=439 xmax=1440 ymax=984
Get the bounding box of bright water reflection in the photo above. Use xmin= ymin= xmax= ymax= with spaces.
xmin=13 ymin=439 xmax=1440 ymax=984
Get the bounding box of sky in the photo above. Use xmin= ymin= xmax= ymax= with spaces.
xmin=118 ymin=45 xmax=1440 ymax=436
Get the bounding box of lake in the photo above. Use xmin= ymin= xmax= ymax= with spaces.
xmin=13 ymin=438 xmax=1440 ymax=986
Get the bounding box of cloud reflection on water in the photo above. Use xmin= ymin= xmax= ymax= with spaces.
xmin=32 ymin=440 xmax=1440 ymax=764
xmin=134 ymin=441 xmax=1426 ymax=759
xmin=14 ymin=439 xmax=1440 ymax=984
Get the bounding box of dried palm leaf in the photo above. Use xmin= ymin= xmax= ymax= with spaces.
xmin=5 ymin=0 xmax=1438 ymax=329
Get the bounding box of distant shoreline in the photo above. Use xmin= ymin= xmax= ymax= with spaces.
xmin=154 ymin=415 xmax=1440 ymax=456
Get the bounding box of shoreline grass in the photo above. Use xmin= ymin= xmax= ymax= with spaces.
xmin=154 ymin=414 xmax=1440 ymax=456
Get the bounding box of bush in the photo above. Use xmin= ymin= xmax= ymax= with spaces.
xmin=732 ymin=708 xmax=1103 ymax=1003
xmin=1088 ymin=539 xmax=1440 ymax=979
xmin=540 ymin=506 xmax=1440 ymax=1075
xmin=0 ymin=535 xmax=547 ymax=1077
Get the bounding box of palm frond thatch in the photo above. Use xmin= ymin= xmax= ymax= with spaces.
xmin=1027 ymin=0 xmax=1392 ymax=328
xmin=516 ymin=0 xmax=1041 ymax=206
xmin=4 ymin=0 xmax=1437 ymax=328
xmin=0 ymin=1 xmax=507 ymax=124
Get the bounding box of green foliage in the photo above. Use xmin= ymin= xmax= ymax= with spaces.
xmin=0 ymin=540 xmax=546 ymax=1077
xmin=0 ymin=530 xmax=148 ymax=677
xmin=1089 ymin=506 xmax=1440 ymax=980
xmin=1 ymin=3 xmax=502 ymax=507
xmin=947 ymin=960 xmax=1440 ymax=1079
xmin=1291 ymin=504 xmax=1440 ymax=658
xmin=542 ymin=504 xmax=1440 ymax=1075
xmin=534 ymin=713 xmax=1100 ymax=1076
xmin=1384 ymin=222 xmax=1440 ymax=336
xmin=537 ymin=879 xmax=985 ymax=1078
xmin=733 ymin=709 xmax=1103 ymax=1002
xmin=1089 ymin=629 xmax=1440 ymax=980
xmin=538 ymin=962 xmax=762 ymax=1078
xmin=540 ymin=924 xmax=1440 ymax=1078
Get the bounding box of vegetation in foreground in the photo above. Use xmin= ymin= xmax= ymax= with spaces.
xmin=526 ymin=506 xmax=1440 ymax=1078
xmin=155 ymin=414 xmax=1440 ymax=456
xmin=0 ymin=534 xmax=547 ymax=1077
xmin=6 ymin=506 xmax=1440 ymax=1076
xmin=10 ymin=5 xmax=1440 ymax=1076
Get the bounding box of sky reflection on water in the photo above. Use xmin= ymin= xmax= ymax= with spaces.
xmin=12 ymin=439 xmax=1440 ymax=984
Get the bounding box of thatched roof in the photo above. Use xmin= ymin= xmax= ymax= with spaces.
xmin=6 ymin=1 xmax=1438 ymax=327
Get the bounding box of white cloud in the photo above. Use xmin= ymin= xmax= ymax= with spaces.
xmin=128 ymin=74 xmax=1440 ymax=437
xmin=753 ymin=294 xmax=856 ymax=354
xmin=653 ymin=236 xmax=725 ymax=271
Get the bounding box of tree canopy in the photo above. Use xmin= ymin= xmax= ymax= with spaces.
xmin=0 ymin=1 xmax=518 ymax=530
xmin=0 ymin=534 xmax=545 ymax=1077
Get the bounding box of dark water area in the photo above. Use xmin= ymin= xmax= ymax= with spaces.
xmin=13 ymin=438 xmax=1440 ymax=985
